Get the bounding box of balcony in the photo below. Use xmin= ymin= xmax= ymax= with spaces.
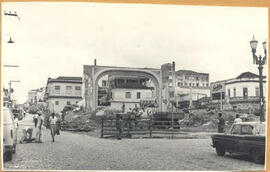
xmin=228 ymin=96 xmax=260 ymax=103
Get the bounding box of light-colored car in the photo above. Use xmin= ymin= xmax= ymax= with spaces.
xmin=3 ymin=107 xmax=16 ymax=162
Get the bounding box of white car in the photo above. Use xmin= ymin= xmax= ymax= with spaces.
xmin=3 ymin=107 xmax=16 ymax=162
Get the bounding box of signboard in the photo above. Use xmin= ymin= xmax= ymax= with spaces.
xmin=211 ymin=82 xmax=225 ymax=93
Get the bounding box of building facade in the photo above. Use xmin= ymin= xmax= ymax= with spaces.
xmin=45 ymin=76 xmax=83 ymax=114
xmin=175 ymin=70 xmax=210 ymax=108
xmin=210 ymin=72 xmax=266 ymax=112
xmin=108 ymin=75 xmax=155 ymax=111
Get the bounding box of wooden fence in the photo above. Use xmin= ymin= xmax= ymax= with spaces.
xmin=100 ymin=114 xmax=181 ymax=139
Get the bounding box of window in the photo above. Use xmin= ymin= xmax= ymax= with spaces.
xmin=66 ymin=86 xmax=72 ymax=95
xmin=196 ymin=83 xmax=199 ymax=87
xmin=55 ymin=86 xmax=60 ymax=90
xmin=241 ymin=125 xmax=253 ymax=135
xmin=196 ymin=77 xmax=199 ymax=81
xmin=206 ymin=76 xmax=209 ymax=82
xmin=233 ymin=88 xmax=236 ymax=97
xmin=231 ymin=125 xmax=241 ymax=135
xmin=178 ymin=82 xmax=181 ymax=87
xmin=189 ymin=83 xmax=192 ymax=86
xmin=66 ymin=86 xmax=72 ymax=90
xmin=184 ymin=82 xmax=187 ymax=86
xmin=55 ymin=101 xmax=59 ymax=105
xmin=206 ymin=83 xmax=209 ymax=87
xmin=228 ymin=89 xmax=231 ymax=98
xmin=255 ymin=87 xmax=260 ymax=97
xmin=243 ymin=87 xmax=248 ymax=99
xmin=125 ymin=92 xmax=131 ymax=99
xmin=75 ymin=86 xmax=81 ymax=90
xmin=137 ymin=92 xmax=141 ymax=99
xmin=102 ymin=80 xmax=107 ymax=87
xmin=67 ymin=101 xmax=71 ymax=105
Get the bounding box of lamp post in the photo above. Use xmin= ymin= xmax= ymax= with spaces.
xmin=249 ymin=36 xmax=267 ymax=122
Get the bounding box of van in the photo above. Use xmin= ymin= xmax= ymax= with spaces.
xmin=3 ymin=107 xmax=16 ymax=162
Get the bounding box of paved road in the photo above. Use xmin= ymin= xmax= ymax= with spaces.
xmin=3 ymin=113 xmax=265 ymax=171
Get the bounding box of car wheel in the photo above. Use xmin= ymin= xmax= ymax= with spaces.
xmin=216 ymin=143 xmax=225 ymax=156
xmin=251 ymin=149 xmax=264 ymax=164
xmin=4 ymin=151 xmax=12 ymax=162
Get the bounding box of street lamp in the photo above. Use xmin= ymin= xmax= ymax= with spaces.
xmin=249 ymin=36 xmax=267 ymax=122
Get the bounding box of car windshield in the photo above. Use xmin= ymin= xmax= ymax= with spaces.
xmin=3 ymin=109 xmax=13 ymax=123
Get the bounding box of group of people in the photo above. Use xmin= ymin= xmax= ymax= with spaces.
xmin=19 ymin=112 xmax=60 ymax=143
xmin=217 ymin=113 xmax=243 ymax=133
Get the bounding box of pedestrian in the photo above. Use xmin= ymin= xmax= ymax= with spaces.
xmin=217 ymin=113 xmax=225 ymax=133
xmin=234 ymin=114 xmax=242 ymax=124
xmin=14 ymin=116 xmax=19 ymax=144
xmin=19 ymin=126 xmax=34 ymax=143
xmin=49 ymin=113 xmax=58 ymax=142
xmin=35 ymin=112 xmax=44 ymax=143
xmin=33 ymin=113 xmax=38 ymax=128
xmin=116 ymin=114 xmax=123 ymax=140
xmin=122 ymin=102 xmax=125 ymax=113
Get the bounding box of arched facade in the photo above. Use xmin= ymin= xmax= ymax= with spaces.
xmin=83 ymin=65 xmax=162 ymax=112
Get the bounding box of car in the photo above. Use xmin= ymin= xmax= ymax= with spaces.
xmin=211 ymin=122 xmax=265 ymax=164
xmin=3 ymin=107 xmax=17 ymax=162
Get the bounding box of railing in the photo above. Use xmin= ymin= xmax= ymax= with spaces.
xmin=100 ymin=114 xmax=181 ymax=139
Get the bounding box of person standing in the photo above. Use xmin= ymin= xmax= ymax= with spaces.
xmin=14 ymin=116 xmax=19 ymax=143
xmin=234 ymin=114 xmax=242 ymax=123
xmin=121 ymin=103 xmax=125 ymax=113
xmin=35 ymin=112 xmax=44 ymax=143
xmin=116 ymin=114 xmax=123 ymax=140
xmin=49 ymin=113 xmax=58 ymax=142
xmin=217 ymin=113 xmax=225 ymax=133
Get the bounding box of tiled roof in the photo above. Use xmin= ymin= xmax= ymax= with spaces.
xmin=236 ymin=72 xmax=259 ymax=79
xmin=48 ymin=76 xmax=82 ymax=83
xmin=176 ymin=69 xmax=208 ymax=75
xmin=56 ymin=76 xmax=82 ymax=81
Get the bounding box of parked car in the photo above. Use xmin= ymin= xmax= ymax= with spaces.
xmin=12 ymin=108 xmax=23 ymax=120
xmin=3 ymin=107 xmax=16 ymax=162
xmin=211 ymin=122 xmax=265 ymax=164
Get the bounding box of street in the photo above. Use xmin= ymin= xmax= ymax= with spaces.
xmin=3 ymin=113 xmax=265 ymax=171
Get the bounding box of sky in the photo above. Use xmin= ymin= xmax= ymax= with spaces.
xmin=1 ymin=2 xmax=268 ymax=104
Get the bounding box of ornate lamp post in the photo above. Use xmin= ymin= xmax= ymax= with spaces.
xmin=249 ymin=36 xmax=267 ymax=122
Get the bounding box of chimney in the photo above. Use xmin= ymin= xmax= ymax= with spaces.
xmin=94 ymin=59 xmax=97 ymax=66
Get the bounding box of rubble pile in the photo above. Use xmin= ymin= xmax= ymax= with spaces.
xmin=180 ymin=109 xmax=260 ymax=131
xmin=61 ymin=111 xmax=99 ymax=131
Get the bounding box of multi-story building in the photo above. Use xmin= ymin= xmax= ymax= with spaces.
xmin=175 ymin=70 xmax=210 ymax=108
xmin=108 ymin=75 xmax=155 ymax=111
xmin=210 ymin=72 xmax=266 ymax=112
xmin=45 ymin=76 xmax=83 ymax=114
xmin=27 ymin=87 xmax=46 ymax=105
xmin=27 ymin=89 xmax=38 ymax=105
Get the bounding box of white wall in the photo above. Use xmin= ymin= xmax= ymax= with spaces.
xmin=111 ymin=88 xmax=153 ymax=102
xmin=47 ymin=82 xmax=82 ymax=97
xmin=110 ymin=88 xmax=154 ymax=111
xmin=226 ymin=82 xmax=266 ymax=98
xmin=48 ymin=98 xmax=81 ymax=114
xmin=175 ymin=87 xmax=210 ymax=97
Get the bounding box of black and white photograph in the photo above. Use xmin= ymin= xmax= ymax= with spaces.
xmin=1 ymin=2 xmax=268 ymax=171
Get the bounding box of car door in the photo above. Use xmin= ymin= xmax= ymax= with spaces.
xmin=237 ymin=125 xmax=254 ymax=154
xmin=224 ymin=124 xmax=241 ymax=152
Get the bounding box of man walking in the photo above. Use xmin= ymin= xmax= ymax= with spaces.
xmin=217 ymin=113 xmax=225 ymax=133
xmin=36 ymin=112 xmax=44 ymax=143
xmin=49 ymin=113 xmax=58 ymax=142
